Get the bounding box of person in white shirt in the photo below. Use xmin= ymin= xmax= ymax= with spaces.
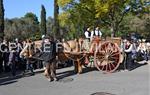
xmin=91 ymin=27 xmax=102 ymax=38
xmin=137 ymin=39 xmax=147 ymax=53
xmin=84 ymin=27 xmax=92 ymax=41
xmin=137 ymin=39 xmax=148 ymax=61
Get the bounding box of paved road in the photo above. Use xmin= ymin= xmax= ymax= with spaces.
xmin=0 ymin=61 xmax=149 ymax=95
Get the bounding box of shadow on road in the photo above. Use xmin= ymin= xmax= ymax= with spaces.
xmin=118 ymin=61 xmax=148 ymax=71
xmin=57 ymin=67 xmax=97 ymax=79
xmin=0 ymin=75 xmax=22 ymax=86
xmin=0 ymin=70 xmax=43 ymax=86
xmin=57 ymin=70 xmax=76 ymax=80
xmin=131 ymin=62 xmax=148 ymax=71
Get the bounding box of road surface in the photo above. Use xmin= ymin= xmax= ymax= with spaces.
xmin=0 ymin=61 xmax=149 ymax=95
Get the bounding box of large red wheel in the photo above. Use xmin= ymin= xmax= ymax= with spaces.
xmin=94 ymin=41 xmax=121 ymax=73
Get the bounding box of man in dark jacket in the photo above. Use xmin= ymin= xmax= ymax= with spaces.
xmin=0 ymin=46 xmax=3 ymax=73
xmin=40 ymin=36 xmax=57 ymax=82
xmin=124 ymin=39 xmax=136 ymax=71
xmin=8 ymin=48 xmax=17 ymax=77
xmin=1 ymin=39 xmax=10 ymax=72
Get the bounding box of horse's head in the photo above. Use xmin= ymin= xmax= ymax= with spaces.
xmin=20 ymin=42 xmax=35 ymax=58
xmin=57 ymin=39 xmax=81 ymax=53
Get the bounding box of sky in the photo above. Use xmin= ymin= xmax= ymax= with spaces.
xmin=4 ymin=0 xmax=54 ymax=19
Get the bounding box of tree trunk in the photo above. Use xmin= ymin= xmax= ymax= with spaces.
xmin=111 ymin=22 xmax=116 ymax=37
xmin=111 ymin=21 xmax=119 ymax=37
xmin=111 ymin=27 xmax=115 ymax=37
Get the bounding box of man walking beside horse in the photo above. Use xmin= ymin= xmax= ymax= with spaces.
xmin=39 ymin=36 xmax=58 ymax=82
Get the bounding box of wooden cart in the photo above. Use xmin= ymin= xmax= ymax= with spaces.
xmin=34 ymin=37 xmax=124 ymax=73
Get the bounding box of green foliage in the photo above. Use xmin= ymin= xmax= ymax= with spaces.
xmin=58 ymin=0 xmax=73 ymax=7
xmin=40 ymin=5 xmax=47 ymax=35
xmin=58 ymin=12 xmax=70 ymax=27
xmin=0 ymin=0 xmax=4 ymax=40
xmin=58 ymin=0 xmax=130 ymax=38
xmin=101 ymin=28 xmax=111 ymax=37
xmin=54 ymin=0 xmax=60 ymax=39
xmin=4 ymin=12 xmax=40 ymax=40
xmin=58 ymin=0 xmax=149 ymax=38
xmin=144 ymin=16 xmax=150 ymax=37
xmin=129 ymin=0 xmax=150 ymax=16
xmin=3 ymin=0 xmax=150 ymax=40
xmin=24 ymin=12 xmax=39 ymax=24
xmin=119 ymin=13 xmax=150 ymax=38
xmin=47 ymin=17 xmax=54 ymax=35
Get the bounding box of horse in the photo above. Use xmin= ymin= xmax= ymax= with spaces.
xmin=34 ymin=38 xmax=86 ymax=74
xmin=20 ymin=39 xmax=35 ymax=75
xmin=20 ymin=39 xmax=58 ymax=81
xmin=57 ymin=37 xmax=101 ymax=74
xmin=56 ymin=38 xmax=85 ymax=74
xmin=26 ymin=38 xmax=94 ymax=75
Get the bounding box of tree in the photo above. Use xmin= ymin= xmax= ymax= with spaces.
xmin=58 ymin=0 xmax=102 ymax=38
xmin=118 ymin=0 xmax=150 ymax=38
xmin=100 ymin=0 xmax=130 ymax=37
xmin=24 ymin=12 xmax=39 ymax=24
xmin=144 ymin=15 xmax=150 ymax=37
xmin=4 ymin=13 xmax=40 ymax=40
xmin=4 ymin=18 xmax=27 ymax=40
xmin=58 ymin=0 xmax=131 ymax=37
xmin=58 ymin=0 xmax=149 ymax=38
xmin=54 ymin=0 xmax=60 ymax=39
xmin=129 ymin=0 xmax=150 ymax=16
xmin=47 ymin=16 xmax=54 ymax=34
xmin=40 ymin=5 xmax=47 ymax=35
xmin=23 ymin=12 xmax=40 ymax=39
xmin=0 ymin=0 xmax=4 ymax=40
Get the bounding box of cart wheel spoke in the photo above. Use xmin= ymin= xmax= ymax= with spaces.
xmin=110 ymin=52 xmax=120 ymax=57
xmin=106 ymin=61 xmax=109 ymax=72
xmin=110 ymin=56 xmax=119 ymax=60
xmin=98 ymin=59 xmax=104 ymax=65
xmin=108 ymin=62 xmax=112 ymax=71
xmin=110 ymin=61 xmax=115 ymax=68
xmin=101 ymin=61 xmax=106 ymax=71
xmin=94 ymin=41 xmax=121 ymax=73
